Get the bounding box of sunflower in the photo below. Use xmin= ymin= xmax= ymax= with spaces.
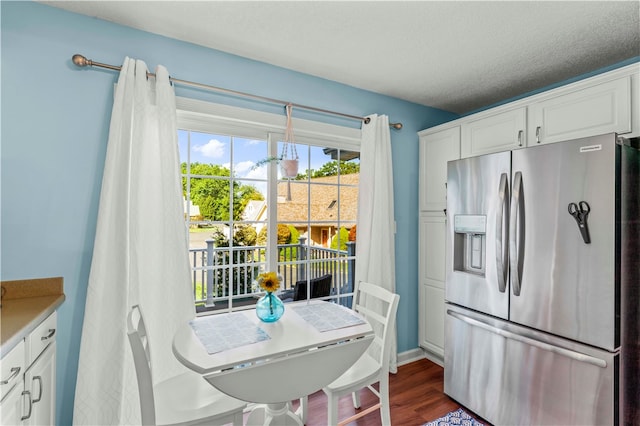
xmin=257 ymin=271 xmax=280 ymax=293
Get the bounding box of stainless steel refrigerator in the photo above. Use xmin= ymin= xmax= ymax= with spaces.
xmin=444 ymin=133 xmax=639 ymax=425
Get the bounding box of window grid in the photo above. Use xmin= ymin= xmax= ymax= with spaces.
xmin=179 ymin=126 xmax=358 ymax=314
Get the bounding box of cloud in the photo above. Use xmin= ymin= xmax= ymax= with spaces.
xmin=246 ymin=139 xmax=264 ymax=146
xmin=193 ymin=138 xmax=225 ymax=158
xmin=234 ymin=160 xmax=255 ymax=175
xmin=244 ymin=166 xmax=267 ymax=181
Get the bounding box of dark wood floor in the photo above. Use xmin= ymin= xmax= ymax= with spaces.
xmin=290 ymin=357 xmax=483 ymax=426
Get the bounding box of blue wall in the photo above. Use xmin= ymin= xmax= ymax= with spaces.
xmin=1 ymin=2 xmax=457 ymax=424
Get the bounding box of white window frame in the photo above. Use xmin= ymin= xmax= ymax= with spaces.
xmin=176 ymin=97 xmax=361 ymax=308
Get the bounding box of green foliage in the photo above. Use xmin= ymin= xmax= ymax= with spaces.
xmin=330 ymin=227 xmax=350 ymax=251
xmin=182 ymin=162 xmax=263 ymax=221
xmin=256 ymin=223 xmax=292 ymax=245
xmin=277 ymin=224 xmax=292 ymax=244
xmin=257 ymin=226 xmax=267 ymax=246
xmin=294 ymin=160 xmax=359 ymax=180
xmin=209 ymin=228 xmax=259 ymax=296
xmin=234 ymin=225 xmax=257 ymax=246
xmin=314 ymin=160 xmax=359 ymax=177
xmin=287 ymin=225 xmax=300 ymax=258
xmin=288 ymin=225 xmax=300 ymax=244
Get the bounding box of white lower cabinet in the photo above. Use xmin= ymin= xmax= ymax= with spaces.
xmin=0 ymin=312 xmax=57 ymax=425
xmin=1 ymin=340 xmax=26 ymax=424
xmin=23 ymin=341 xmax=56 ymax=425
xmin=419 ymin=212 xmax=447 ymax=361
xmin=1 ymin=383 xmax=25 ymax=425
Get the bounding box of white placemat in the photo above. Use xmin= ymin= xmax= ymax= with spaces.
xmin=293 ymin=302 xmax=366 ymax=332
xmin=189 ymin=313 xmax=270 ymax=354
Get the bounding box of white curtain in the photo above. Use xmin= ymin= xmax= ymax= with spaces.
xmin=73 ymin=58 xmax=195 ymax=425
xmin=355 ymin=114 xmax=398 ymax=373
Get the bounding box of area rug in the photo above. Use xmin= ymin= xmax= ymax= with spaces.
xmin=423 ymin=408 xmax=485 ymax=426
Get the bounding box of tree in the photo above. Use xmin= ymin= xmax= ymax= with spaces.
xmin=330 ymin=227 xmax=350 ymax=251
xmin=182 ymin=162 xmax=264 ymax=221
xmin=287 ymin=225 xmax=300 ymax=258
xmin=348 ymin=225 xmax=357 ymax=242
xmin=295 ymin=160 xmax=360 ymax=180
xmin=257 ymin=223 xmax=292 ymax=246
xmin=209 ymin=227 xmax=260 ymax=296
xmin=234 ymin=225 xmax=257 ymax=246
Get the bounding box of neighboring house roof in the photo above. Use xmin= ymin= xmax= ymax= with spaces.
xmin=242 ymin=200 xmax=267 ymax=221
xmin=276 ymin=173 xmax=358 ymax=225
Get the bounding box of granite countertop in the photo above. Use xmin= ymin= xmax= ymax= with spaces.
xmin=1 ymin=277 xmax=65 ymax=358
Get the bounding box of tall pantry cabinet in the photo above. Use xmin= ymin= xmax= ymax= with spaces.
xmin=417 ymin=63 xmax=638 ymax=365
xmin=418 ymin=127 xmax=460 ymax=363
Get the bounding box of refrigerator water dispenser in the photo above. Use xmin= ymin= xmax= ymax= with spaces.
xmin=453 ymin=215 xmax=487 ymax=276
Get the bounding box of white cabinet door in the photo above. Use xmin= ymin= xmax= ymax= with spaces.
xmin=461 ymin=107 xmax=526 ymax=158
xmin=23 ymin=342 xmax=56 ymax=426
xmin=421 ymin=286 xmax=445 ymax=358
xmin=0 ymin=382 xmax=25 ymax=425
xmin=528 ymin=76 xmax=631 ymax=145
xmin=419 ymin=127 xmax=460 ymax=212
xmin=419 ymin=213 xmax=446 ymax=360
xmin=1 ymin=340 xmax=25 ymax=401
xmin=1 ymin=341 xmax=26 ymax=425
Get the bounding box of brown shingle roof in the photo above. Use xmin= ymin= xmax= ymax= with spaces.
xmin=277 ymin=173 xmax=358 ymax=224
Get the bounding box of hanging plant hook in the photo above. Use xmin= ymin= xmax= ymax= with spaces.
xmin=281 ymin=103 xmax=299 ymax=200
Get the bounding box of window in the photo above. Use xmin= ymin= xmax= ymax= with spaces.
xmin=176 ymin=98 xmax=361 ymax=313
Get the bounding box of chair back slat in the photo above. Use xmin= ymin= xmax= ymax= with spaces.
xmin=127 ymin=305 xmax=157 ymax=425
xmin=354 ymin=281 xmax=400 ymax=371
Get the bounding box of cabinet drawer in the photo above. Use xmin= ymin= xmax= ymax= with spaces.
xmin=1 ymin=340 xmax=25 ymax=401
xmin=26 ymin=312 xmax=56 ymax=366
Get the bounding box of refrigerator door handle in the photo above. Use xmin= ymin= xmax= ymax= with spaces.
xmin=447 ymin=309 xmax=608 ymax=368
xmin=509 ymin=171 xmax=524 ymax=296
xmin=496 ymin=173 xmax=509 ymax=293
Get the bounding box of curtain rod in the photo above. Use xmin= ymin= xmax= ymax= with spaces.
xmin=71 ymin=54 xmax=403 ymax=130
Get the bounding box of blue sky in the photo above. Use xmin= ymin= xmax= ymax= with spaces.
xmin=178 ymin=129 xmax=342 ymax=196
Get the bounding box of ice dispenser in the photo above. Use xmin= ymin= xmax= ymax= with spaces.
xmin=453 ymin=215 xmax=487 ymax=276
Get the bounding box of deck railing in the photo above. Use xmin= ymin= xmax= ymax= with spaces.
xmin=189 ymin=237 xmax=355 ymax=311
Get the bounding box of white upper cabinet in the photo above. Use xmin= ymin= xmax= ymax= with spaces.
xmin=461 ymin=107 xmax=527 ymax=158
xmin=528 ymin=76 xmax=631 ymax=145
xmin=416 ymin=63 xmax=637 ymax=367
xmin=419 ymin=126 xmax=461 ymax=212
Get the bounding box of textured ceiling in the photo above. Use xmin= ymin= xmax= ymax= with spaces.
xmin=41 ymin=1 xmax=640 ymax=114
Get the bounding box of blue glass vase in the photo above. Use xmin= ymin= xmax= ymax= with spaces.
xmin=256 ymin=292 xmax=285 ymax=322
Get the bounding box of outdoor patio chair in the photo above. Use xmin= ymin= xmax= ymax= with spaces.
xmin=293 ymin=273 xmax=333 ymax=301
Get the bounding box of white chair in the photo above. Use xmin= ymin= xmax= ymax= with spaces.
xmin=302 ymin=281 xmax=400 ymax=426
xmin=127 ymin=305 xmax=247 ymax=426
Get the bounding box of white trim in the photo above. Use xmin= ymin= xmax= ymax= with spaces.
xmin=396 ymin=347 xmax=439 ymax=367
xmin=176 ymin=96 xmax=361 ymax=151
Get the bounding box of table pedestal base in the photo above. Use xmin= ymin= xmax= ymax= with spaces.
xmin=246 ymin=402 xmax=304 ymax=426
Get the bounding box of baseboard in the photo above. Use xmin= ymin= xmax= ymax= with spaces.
xmin=422 ymin=349 xmax=444 ymax=367
xmin=396 ymin=348 xmax=426 ymax=366
xmin=397 ymin=347 xmax=444 ymax=367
